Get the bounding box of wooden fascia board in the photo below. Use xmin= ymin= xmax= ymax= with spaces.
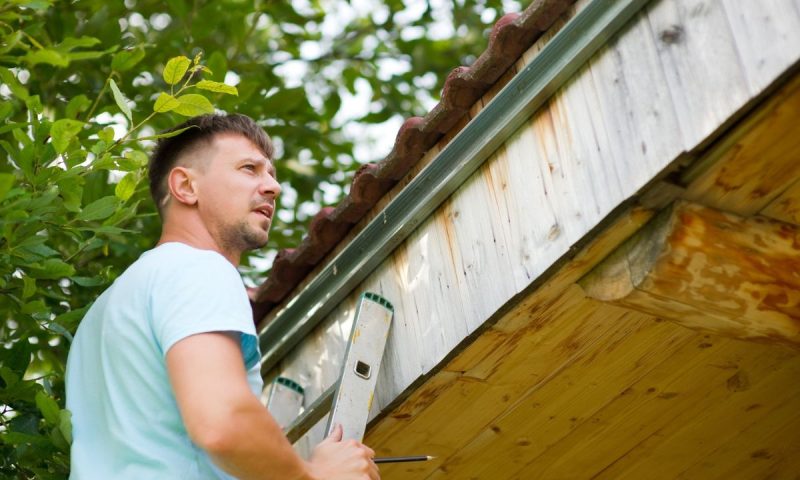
xmin=579 ymin=201 xmax=800 ymax=348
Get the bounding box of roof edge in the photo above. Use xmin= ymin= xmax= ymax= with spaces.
xmin=257 ymin=0 xmax=654 ymax=375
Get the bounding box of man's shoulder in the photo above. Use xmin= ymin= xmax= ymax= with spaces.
xmin=137 ymin=243 xmax=233 ymax=274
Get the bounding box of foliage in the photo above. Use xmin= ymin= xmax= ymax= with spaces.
xmin=0 ymin=0 xmax=519 ymax=477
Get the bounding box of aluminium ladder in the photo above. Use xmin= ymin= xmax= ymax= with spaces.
xmin=267 ymin=292 xmax=394 ymax=444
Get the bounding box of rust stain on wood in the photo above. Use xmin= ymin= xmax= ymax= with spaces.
xmin=582 ymin=201 xmax=800 ymax=347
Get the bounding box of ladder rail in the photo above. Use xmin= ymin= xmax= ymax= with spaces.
xmin=272 ymin=292 xmax=394 ymax=445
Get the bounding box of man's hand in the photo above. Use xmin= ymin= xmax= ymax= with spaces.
xmin=307 ymin=424 xmax=380 ymax=480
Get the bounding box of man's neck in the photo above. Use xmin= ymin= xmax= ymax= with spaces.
xmin=158 ymin=225 xmax=241 ymax=267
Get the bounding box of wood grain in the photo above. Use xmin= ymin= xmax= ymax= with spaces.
xmin=580 ymin=201 xmax=800 ymax=347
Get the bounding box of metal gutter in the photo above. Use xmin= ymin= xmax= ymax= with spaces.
xmin=259 ymin=0 xmax=652 ymax=375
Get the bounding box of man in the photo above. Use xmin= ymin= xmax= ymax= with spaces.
xmin=66 ymin=113 xmax=380 ymax=479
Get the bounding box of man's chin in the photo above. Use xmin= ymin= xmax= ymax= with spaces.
xmin=244 ymin=231 xmax=270 ymax=251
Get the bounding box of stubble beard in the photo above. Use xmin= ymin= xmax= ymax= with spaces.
xmin=220 ymin=218 xmax=270 ymax=254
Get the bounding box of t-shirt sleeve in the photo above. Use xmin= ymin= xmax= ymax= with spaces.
xmin=149 ymin=249 xmax=256 ymax=359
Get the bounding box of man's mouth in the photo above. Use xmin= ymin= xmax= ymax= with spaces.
xmin=253 ymin=204 xmax=274 ymax=220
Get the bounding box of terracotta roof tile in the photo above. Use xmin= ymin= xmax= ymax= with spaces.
xmin=252 ymin=0 xmax=575 ymax=325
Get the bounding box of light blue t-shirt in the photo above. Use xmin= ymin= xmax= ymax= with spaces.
xmin=66 ymin=242 xmax=263 ymax=479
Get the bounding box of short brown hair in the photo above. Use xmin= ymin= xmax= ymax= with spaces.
xmin=148 ymin=113 xmax=274 ymax=214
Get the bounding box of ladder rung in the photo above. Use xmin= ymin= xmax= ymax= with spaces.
xmin=284 ymin=384 xmax=336 ymax=443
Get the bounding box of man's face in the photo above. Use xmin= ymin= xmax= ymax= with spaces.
xmin=193 ymin=133 xmax=280 ymax=254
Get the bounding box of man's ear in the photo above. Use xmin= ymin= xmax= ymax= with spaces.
xmin=167 ymin=166 xmax=199 ymax=206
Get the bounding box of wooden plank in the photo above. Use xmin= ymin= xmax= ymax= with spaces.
xmin=425 ymin=309 xmax=695 ymax=480
xmin=438 ymin=168 xmax=519 ymax=333
xmin=539 ymin=340 xmax=800 ymax=479
xmin=761 ymin=177 xmax=800 ymax=225
xmin=368 ymin=254 xmax=426 ymax=414
xmin=370 ymin=289 xmax=628 ymax=479
xmin=384 ymin=222 xmax=467 ymax=377
xmin=721 ymin=0 xmax=800 ymax=94
xmin=580 ymin=201 xmax=800 ymax=347
xmin=677 ymin=392 xmax=800 ymax=479
xmin=645 ymin=0 xmax=752 ymax=150
xmin=681 ymin=73 xmax=800 ymax=216
xmin=583 ymin=9 xmax=685 ymax=190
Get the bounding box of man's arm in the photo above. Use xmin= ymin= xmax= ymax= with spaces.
xmin=166 ymin=332 xmax=379 ymax=480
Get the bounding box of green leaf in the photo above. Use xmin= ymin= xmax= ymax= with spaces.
xmin=50 ymin=119 xmax=84 ymax=154
xmin=3 ymin=341 xmax=31 ymax=376
xmin=36 ymin=391 xmax=61 ymax=425
xmin=57 ymin=36 xmax=101 ymax=50
xmin=54 ymin=306 xmax=89 ymax=329
xmin=68 ymin=49 xmax=113 ymax=62
xmin=24 ymin=48 xmax=69 ymax=67
xmin=65 ymin=94 xmax=91 ymax=119
xmin=114 ymin=172 xmax=138 ymax=201
xmin=11 ymin=0 xmax=54 ymax=10
xmin=108 ymin=79 xmax=132 ymax=123
xmin=173 ymin=93 xmax=214 ymax=116
xmin=87 ymin=225 xmax=132 ymax=235
xmin=30 ymin=259 xmax=76 ymax=279
xmin=22 ymin=276 xmax=36 ymax=299
xmin=21 ymin=299 xmax=47 ymax=315
xmin=98 ymin=126 xmax=115 ymax=144
xmin=59 ymin=410 xmax=73 ymax=444
xmin=57 ymin=174 xmax=84 ymax=212
xmin=9 ymin=413 xmax=39 ymax=436
xmin=196 ymin=80 xmax=238 ymax=96
xmin=77 ymin=195 xmax=119 ymax=222
xmin=112 ymin=48 xmax=145 ymax=72
xmin=153 ymin=92 xmax=180 ymax=113
xmin=0 ymin=67 xmax=29 ymax=100
xmin=124 ymin=150 xmax=149 ymax=168
xmin=0 ymin=31 xmax=23 ymax=56
xmin=0 ymin=102 xmax=13 ymax=121
xmin=50 ymin=425 xmax=70 ymax=452
xmin=0 ymin=172 xmax=15 ymax=201
xmin=2 ymin=431 xmax=50 ymax=446
xmin=70 ymin=276 xmax=106 ymax=287
xmin=0 ymin=366 xmax=20 ymax=387
xmin=25 ymin=95 xmax=43 ymax=115
xmin=18 ymin=243 xmax=59 ymax=260
xmin=162 ymin=55 xmax=191 ymax=85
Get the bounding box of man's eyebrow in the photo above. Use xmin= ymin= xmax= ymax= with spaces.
xmin=240 ymin=156 xmax=277 ymax=175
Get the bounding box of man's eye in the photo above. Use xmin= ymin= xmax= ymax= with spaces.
xmin=243 ymin=164 xmax=256 ymax=171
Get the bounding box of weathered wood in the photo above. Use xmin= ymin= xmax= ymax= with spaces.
xmin=645 ymin=0 xmax=752 ymax=150
xmin=584 ymin=8 xmax=685 ymax=182
xmin=580 ymin=201 xmax=800 ymax=347
xmin=762 ymin=177 xmax=800 ymax=226
xmin=682 ymin=74 xmax=800 ymax=216
xmin=721 ymin=0 xmax=800 ymax=94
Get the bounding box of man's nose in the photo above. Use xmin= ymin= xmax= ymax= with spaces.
xmin=260 ymin=173 xmax=281 ymax=198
